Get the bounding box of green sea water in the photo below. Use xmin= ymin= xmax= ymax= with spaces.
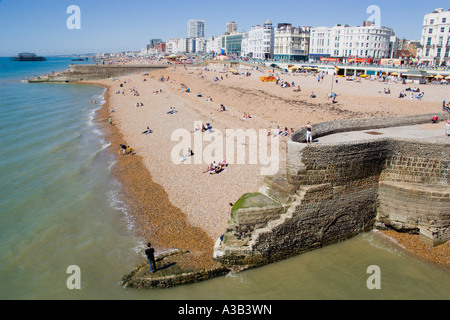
xmin=0 ymin=58 xmax=448 ymax=300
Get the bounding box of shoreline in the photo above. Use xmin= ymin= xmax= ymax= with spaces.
xmin=379 ymin=230 xmax=449 ymax=267
xmin=94 ymin=82 xmax=219 ymax=270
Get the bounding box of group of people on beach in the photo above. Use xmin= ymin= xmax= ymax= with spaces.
xmin=271 ymin=125 xmax=294 ymax=138
xmin=119 ymin=144 xmax=134 ymax=155
xmin=203 ymin=159 xmax=228 ymax=175
xmin=397 ymin=89 xmax=424 ymax=100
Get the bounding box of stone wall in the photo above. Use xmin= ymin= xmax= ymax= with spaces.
xmin=29 ymin=64 xmax=168 ymax=82
xmin=377 ymin=182 xmax=449 ymax=240
xmin=380 ymin=139 xmax=449 ymax=185
xmin=214 ymin=114 xmax=449 ymax=268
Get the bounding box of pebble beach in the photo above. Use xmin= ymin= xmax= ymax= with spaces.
xmin=88 ymin=59 xmax=449 ymax=268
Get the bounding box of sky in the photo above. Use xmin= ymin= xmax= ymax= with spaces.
xmin=0 ymin=0 xmax=449 ymax=56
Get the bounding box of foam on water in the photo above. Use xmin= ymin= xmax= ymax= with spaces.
xmin=107 ymin=179 xmax=135 ymax=231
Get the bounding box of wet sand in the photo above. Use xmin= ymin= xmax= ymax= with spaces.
xmin=85 ymin=62 xmax=449 ymax=268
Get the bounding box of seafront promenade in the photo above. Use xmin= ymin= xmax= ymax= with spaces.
xmin=194 ymin=57 xmax=450 ymax=78
xmin=317 ymin=123 xmax=448 ymax=144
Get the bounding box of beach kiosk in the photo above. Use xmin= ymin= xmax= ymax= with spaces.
xmin=403 ymin=70 xmax=428 ymax=84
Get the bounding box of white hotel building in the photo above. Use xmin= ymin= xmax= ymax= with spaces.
xmin=273 ymin=24 xmax=310 ymax=61
xmin=417 ymin=8 xmax=450 ymax=66
xmin=241 ymin=20 xmax=275 ymax=60
xmin=309 ymin=22 xmax=397 ymax=62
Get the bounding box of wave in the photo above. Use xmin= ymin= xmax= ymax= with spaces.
xmin=107 ymin=159 xmax=117 ymax=172
xmin=364 ymin=230 xmax=406 ymax=257
xmin=107 ymin=179 xmax=135 ymax=232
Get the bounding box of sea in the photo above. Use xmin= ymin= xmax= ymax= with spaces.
xmin=0 ymin=57 xmax=449 ymax=301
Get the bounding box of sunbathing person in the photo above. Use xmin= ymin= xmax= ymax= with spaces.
xmin=212 ymin=163 xmax=224 ymax=174
xmin=221 ymin=158 xmax=228 ymax=167
xmin=242 ymin=112 xmax=253 ymax=119
xmin=167 ymin=107 xmax=178 ymax=114
xmin=432 ymin=115 xmax=439 ymax=124
xmin=203 ymin=162 xmax=216 ymax=173
xmin=192 ymin=124 xmax=202 ymax=132
xmin=273 ymin=125 xmax=282 ymax=137
xmin=142 ymin=127 xmax=152 ymax=134
xmin=202 ymin=123 xmax=212 ymax=132
xmin=281 ymin=127 xmax=290 ymax=136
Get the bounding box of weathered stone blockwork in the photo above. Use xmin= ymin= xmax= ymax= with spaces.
xmin=377 ymin=181 xmax=449 ymax=237
xmin=214 ymin=114 xmax=449 ymax=269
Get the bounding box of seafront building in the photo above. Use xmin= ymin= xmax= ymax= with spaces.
xmin=206 ymin=35 xmax=223 ymax=55
xmin=273 ymin=23 xmax=310 ymax=61
xmin=221 ymin=33 xmax=245 ymax=56
xmin=417 ymin=8 xmax=450 ymax=66
xmin=241 ymin=20 xmax=275 ymax=60
xmin=309 ymin=21 xmax=397 ymax=62
xmin=142 ymin=9 xmax=450 ymax=67
xmin=188 ymin=19 xmax=205 ymax=38
xmin=226 ymin=21 xmax=238 ymax=35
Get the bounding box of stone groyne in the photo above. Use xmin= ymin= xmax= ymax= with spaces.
xmin=28 ymin=64 xmax=169 ymax=83
xmin=213 ymin=113 xmax=449 ymax=269
xmin=121 ymin=113 xmax=448 ymax=288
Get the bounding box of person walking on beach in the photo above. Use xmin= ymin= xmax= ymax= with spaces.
xmin=145 ymin=243 xmax=156 ymax=273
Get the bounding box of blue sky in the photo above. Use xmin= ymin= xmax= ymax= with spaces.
xmin=0 ymin=0 xmax=449 ymax=56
